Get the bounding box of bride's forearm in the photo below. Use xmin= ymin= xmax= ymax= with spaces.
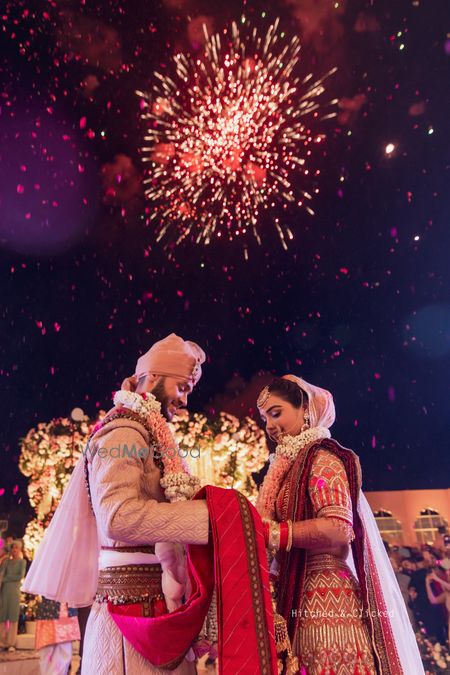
xmin=292 ymin=517 xmax=354 ymax=550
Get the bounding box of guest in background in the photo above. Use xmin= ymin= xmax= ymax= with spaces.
xmin=426 ymin=566 xmax=450 ymax=644
xmin=35 ymin=596 xmax=80 ymax=675
xmin=3 ymin=535 xmax=14 ymax=555
xmin=441 ymin=535 xmax=450 ymax=569
xmin=0 ymin=534 xmax=14 ymax=568
xmin=409 ymin=553 xmax=447 ymax=644
xmin=389 ymin=553 xmax=416 ymax=629
xmin=0 ymin=545 xmax=8 ymax=577
xmin=0 ymin=540 xmax=27 ymax=651
xmin=401 ymin=557 xmax=418 ymax=577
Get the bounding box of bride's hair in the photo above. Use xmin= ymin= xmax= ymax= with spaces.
xmin=267 ymin=377 xmax=307 ymax=409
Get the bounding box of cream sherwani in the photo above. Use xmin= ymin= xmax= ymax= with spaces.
xmin=82 ymin=414 xmax=209 ymax=675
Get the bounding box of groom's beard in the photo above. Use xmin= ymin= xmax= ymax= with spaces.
xmin=151 ymin=378 xmax=171 ymax=421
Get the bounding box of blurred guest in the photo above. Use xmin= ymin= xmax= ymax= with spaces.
xmin=433 ymin=525 xmax=448 ymax=553
xmin=35 ymin=596 xmax=80 ymax=675
xmin=401 ymin=558 xmax=418 ymax=576
xmin=0 ymin=540 xmax=27 ymax=651
xmin=389 ymin=553 xmax=416 ymax=628
xmin=4 ymin=535 xmax=14 ymax=554
xmin=426 ymin=566 xmax=450 ymax=644
xmin=0 ymin=534 xmax=14 ymax=563
xmin=409 ymin=553 xmax=447 ymax=643
xmin=441 ymin=535 xmax=450 ymax=567
xmin=0 ymin=545 xmax=7 ymax=574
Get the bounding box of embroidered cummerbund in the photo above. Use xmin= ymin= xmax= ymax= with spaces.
xmin=95 ymin=563 xmax=164 ymax=606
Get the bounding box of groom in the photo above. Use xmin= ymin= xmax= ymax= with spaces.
xmin=24 ymin=333 xmax=278 ymax=674
xmin=81 ymin=333 xmax=210 ymax=674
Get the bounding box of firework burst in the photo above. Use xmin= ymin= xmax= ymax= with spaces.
xmin=137 ymin=16 xmax=337 ymax=248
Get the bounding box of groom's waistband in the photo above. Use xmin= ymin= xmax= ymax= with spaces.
xmin=95 ymin=561 xmax=163 ymax=606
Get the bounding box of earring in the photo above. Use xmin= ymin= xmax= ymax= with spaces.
xmin=301 ymin=409 xmax=310 ymax=433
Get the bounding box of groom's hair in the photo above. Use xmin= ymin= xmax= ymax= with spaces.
xmin=267 ymin=377 xmax=306 ymax=409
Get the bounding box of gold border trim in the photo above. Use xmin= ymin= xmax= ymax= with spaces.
xmin=236 ymin=491 xmax=273 ymax=675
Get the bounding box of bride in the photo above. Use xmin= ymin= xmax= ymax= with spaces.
xmin=256 ymin=374 xmax=423 ymax=674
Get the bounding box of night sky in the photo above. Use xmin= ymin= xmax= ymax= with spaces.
xmin=1 ymin=0 xmax=449 ymax=518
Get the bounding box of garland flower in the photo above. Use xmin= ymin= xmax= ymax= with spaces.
xmin=256 ymin=426 xmax=331 ymax=519
xmin=113 ymin=389 xmax=200 ymax=502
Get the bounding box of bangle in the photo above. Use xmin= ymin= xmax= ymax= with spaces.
xmin=268 ymin=520 xmax=280 ymax=554
xmin=286 ymin=520 xmax=293 ymax=552
xmin=279 ymin=522 xmax=289 ymax=550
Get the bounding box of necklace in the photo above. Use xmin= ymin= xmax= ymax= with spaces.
xmin=256 ymin=426 xmax=331 ymax=519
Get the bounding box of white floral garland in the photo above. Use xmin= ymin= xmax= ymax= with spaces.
xmin=113 ymin=389 xmax=162 ymax=416
xmin=274 ymin=426 xmax=331 ymax=463
xmin=113 ymin=389 xmax=200 ymax=502
xmin=257 ymin=426 xmax=331 ymax=519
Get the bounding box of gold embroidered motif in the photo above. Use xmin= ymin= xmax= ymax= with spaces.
xmin=295 ymin=556 xmax=376 ymax=675
xmin=309 ymin=450 xmax=353 ymax=525
xmin=236 ymin=491 xmax=274 ymax=675
xmin=95 ymin=563 xmax=163 ymax=605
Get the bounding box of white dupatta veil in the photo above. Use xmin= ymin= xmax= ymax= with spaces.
xmin=23 ymin=417 xmax=193 ymax=614
xmin=22 ymin=455 xmax=100 ymax=607
xmin=354 ymin=492 xmax=424 ymax=673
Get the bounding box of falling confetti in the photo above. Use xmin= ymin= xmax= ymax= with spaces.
xmin=0 ymin=0 xmax=448 ymax=510
xmin=137 ymin=16 xmax=337 ymax=248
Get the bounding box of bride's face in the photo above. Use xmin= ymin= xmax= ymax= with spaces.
xmin=259 ymin=393 xmax=305 ymax=442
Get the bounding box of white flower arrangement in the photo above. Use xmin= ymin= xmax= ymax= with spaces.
xmin=257 ymin=426 xmax=332 ymax=519
xmin=113 ymin=389 xmax=161 ymax=416
xmin=275 ymin=427 xmax=331 ymax=463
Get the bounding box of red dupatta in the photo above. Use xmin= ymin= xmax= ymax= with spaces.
xmin=108 ymin=485 xmax=278 ymax=674
xmin=276 ymin=438 xmax=403 ymax=675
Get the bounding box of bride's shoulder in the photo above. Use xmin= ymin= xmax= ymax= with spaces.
xmin=309 ymin=447 xmax=348 ymax=481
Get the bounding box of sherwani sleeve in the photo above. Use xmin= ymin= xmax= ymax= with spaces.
xmin=89 ymin=423 xmax=209 ymax=545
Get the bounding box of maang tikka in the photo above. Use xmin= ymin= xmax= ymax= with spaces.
xmin=257 ymin=385 xmax=270 ymax=409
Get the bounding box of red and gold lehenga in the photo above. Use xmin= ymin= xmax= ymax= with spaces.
xmin=277 ymin=441 xmax=377 ymax=675
xmin=274 ymin=438 xmax=406 ymax=675
xmin=259 ymin=375 xmax=423 ymax=674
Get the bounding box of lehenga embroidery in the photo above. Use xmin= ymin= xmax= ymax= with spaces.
xmin=274 ymin=442 xmax=382 ymax=675
xmin=296 ymin=555 xmax=377 ymax=675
